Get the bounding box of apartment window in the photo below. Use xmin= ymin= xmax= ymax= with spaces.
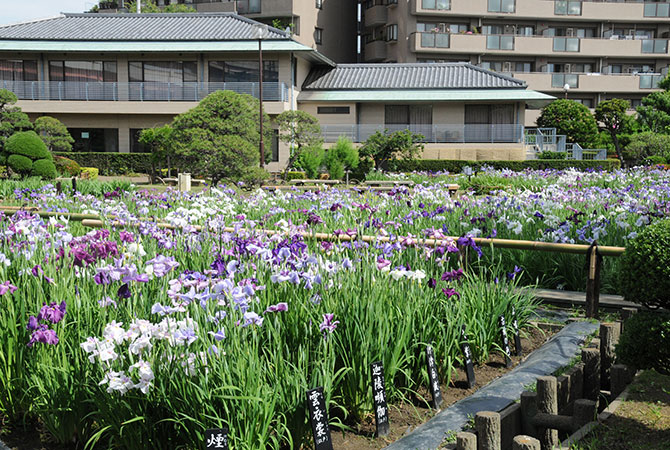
xmin=318 ymin=106 xmax=351 ymax=114
xmin=422 ymin=0 xmax=450 ymax=10
xmin=554 ymin=0 xmax=582 ymax=16
xmin=516 ymin=26 xmax=534 ymax=36
xmin=639 ymin=74 xmax=662 ymax=89
xmin=385 ymin=24 xmax=398 ymax=42
xmin=385 ymin=105 xmax=433 ymax=138
xmin=644 ymin=3 xmax=670 ymax=17
xmin=316 ymin=0 xmax=323 ymax=9
xmin=208 ymin=60 xmax=279 ymax=83
xmin=0 ymin=60 xmax=38 ymax=81
xmin=642 ymin=39 xmax=668 ymax=54
xmin=551 ymin=73 xmax=578 ymax=88
xmin=421 ymin=32 xmax=450 ymax=48
xmin=49 ymin=60 xmax=117 ymax=82
xmin=237 ymin=0 xmax=261 ymax=14
xmin=487 ymin=0 xmax=515 ymax=13
xmin=487 ymin=35 xmax=515 ymax=50
xmin=573 ymin=99 xmax=593 ymax=108
xmin=515 ymin=62 xmax=533 ymax=72
xmin=610 ymin=64 xmax=622 ymax=74
xmin=553 ymin=37 xmax=580 ymax=52
xmin=314 ymin=28 xmax=323 ymax=45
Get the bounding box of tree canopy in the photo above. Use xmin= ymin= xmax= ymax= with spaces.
xmin=34 ymin=116 xmax=74 ymax=152
xmin=276 ymin=110 xmax=323 ymax=176
xmin=359 ymin=129 xmax=424 ymax=170
xmin=595 ymin=98 xmax=630 ymax=162
xmin=0 ymin=89 xmax=32 ymax=152
xmin=536 ymin=99 xmax=598 ymax=148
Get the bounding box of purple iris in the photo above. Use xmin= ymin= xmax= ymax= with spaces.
xmin=306 ymin=213 xmax=323 ymax=226
xmin=507 ymin=265 xmax=522 ymax=280
xmin=319 ymin=313 xmax=339 ymax=334
xmin=441 ymin=268 xmax=464 ymax=282
xmin=427 ymin=277 xmax=437 ymax=289
xmin=26 ymin=315 xmax=40 ymax=331
xmin=117 ymin=283 xmax=132 ymax=299
xmin=0 ymin=281 xmax=17 ymax=296
xmin=119 ymin=231 xmax=135 ymax=243
xmin=37 ymin=301 xmax=66 ymax=324
xmin=264 ymin=302 xmax=288 ymax=314
xmin=27 ymin=327 xmax=59 ymax=347
xmin=442 ymin=288 xmax=460 ymax=299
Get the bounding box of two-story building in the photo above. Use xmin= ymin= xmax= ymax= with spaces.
xmin=0 ymin=13 xmax=553 ymax=170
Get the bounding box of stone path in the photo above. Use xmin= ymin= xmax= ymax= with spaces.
xmin=385 ymin=321 xmax=599 ymax=450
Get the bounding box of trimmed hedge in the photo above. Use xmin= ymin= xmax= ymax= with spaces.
xmin=7 ymin=154 xmax=33 ymax=175
xmin=616 ymin=312 xmax=670 ymax=375
xmin=81 ymin=167 xmax=100 ymax=180
xmin=6 ymin=131 xmax=51 ymax=160
xmin=388 ymin=159 xmax=621 ymax=173
xmin=54 ymin=152 xmax=152 ymax=176
xmin=31 ymin=159 xmax=57 ymax=180
xmin=54 ymin=155 xmax=82 ymax=177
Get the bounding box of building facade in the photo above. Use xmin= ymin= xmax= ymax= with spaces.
xmin=361 ymin=0 xmax=669 ymax=124
xmin=0 ymin=13 xmax=553 ymax=169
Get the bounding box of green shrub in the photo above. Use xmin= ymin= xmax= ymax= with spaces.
xmin=31 ymin=159 xmax=57 ymax=180
xmin=53 ymin=152 xmax=151 ymax=176
xmin=352 ymin=156 xmax=374 ymax=182
xmin=81 ymin=167 xmax=99 ymax=180
xmin=7 ymin=154 xmax=33 ymax=174
xmin=53 ymin=155 xmax=82 ymax=176
xmin=5 ymin=131 xmax=50 ymax=160
xmin=616 ymin=312 xmax=670 ymax=375
xmin=388 ymin=159 xmax=621 ymax=173
xmin=624 ymin=132 xmax=670 ymax=165
xmin=285 ymin=171 xmax=306 ymax=181
xmin=536 ymin=99 xmax=599 ymax=148
xmin=619 ymin=219 xmax=670 ymax=309
xmin=294 ymin=146 xmax=324 ymax=179
xmin=538 ymin=151 xmax=567 ymax=160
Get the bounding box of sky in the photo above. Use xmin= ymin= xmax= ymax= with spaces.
xmin=0 ymin=0 xmax=93 ymax=26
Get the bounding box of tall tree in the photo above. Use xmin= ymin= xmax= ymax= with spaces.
xmin=34 ymin=116 xmax=74 ymax=152
xmin=595 ymin=98 xmax=629 ymax=163
xmin=0 ymin=89 xmax=32 ymax=153
xmin=276 ymin=110 xmax=323 ymax=178
xmin=636 ymin=91 xmax=670 ymax=134
xmin=359 ymin=129 xmax=424 ymax=170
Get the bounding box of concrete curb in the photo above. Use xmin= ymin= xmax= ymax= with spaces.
xmin=385 ymin=321 xmax=599 ymax=450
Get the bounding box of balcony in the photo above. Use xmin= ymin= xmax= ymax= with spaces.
xmin=320 ymin=124 xmax=524 ymax=143
xmin=411 ymin=0 xmax=670 ymax=22
xmin=365 ymin=40 xmax=388 ymax=61
xmin=412 ymin=33 xmax=669 ymax=57
xmin=1 ymin=81 xmax=290 ymax=102
xmin=236 ymin=0 xmax=291 ymax=16
xmin=509 ymin=72 xmax=663 ymax=93
xmin=418 ymin=32 xmax=451 ymax=48
xmin=364 ymin=3 xmax=388 ymax=27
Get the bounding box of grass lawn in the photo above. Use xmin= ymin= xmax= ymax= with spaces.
xmin=571 ymin=370 xmax=670 ymax=450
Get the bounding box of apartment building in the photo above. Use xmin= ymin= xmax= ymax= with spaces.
xmin=361 ymin=0 xmax=670 ymax=124
xmin=97 ymin=0 xmax=358 ymax=63
xmin=0 ymin=13 xmax=553 ymax=167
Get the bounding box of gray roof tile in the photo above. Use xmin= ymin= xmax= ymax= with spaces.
xmin=303 ymin=63 xmax=526 ymax=90
xmin=0 ymin=13 xmax=288 ymax=41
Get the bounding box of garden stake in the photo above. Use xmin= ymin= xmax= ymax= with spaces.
xmin=599 ymin=322 xmax=621 ymax=391
xmin=512 ymin=435 xmax=540 ymax=450
xmin=72 ymin=177 xmax=77 ymax=195
xmin=585 ymin=241 xmax=602 ymax=319
xmin=456 ymin=431 xmax=477 ymax=450
xmin=475 ymin=411 xmax=501 ymax=450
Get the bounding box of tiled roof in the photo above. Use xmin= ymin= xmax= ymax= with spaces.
xmin=303 ymin=63 xmax=526 ymax=90
xmin=0 ymin=13 xmax=288 ymax=41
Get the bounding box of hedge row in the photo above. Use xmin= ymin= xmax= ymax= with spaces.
xmin=54 ymin=152 xmax=153 ymax=176
xmin=388 ymin=158 xmax=622 ymax=173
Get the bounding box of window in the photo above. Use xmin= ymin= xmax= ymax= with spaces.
xmin=554 ymin=1 xmax=582 ymax=16
xmin=208 ymin=60 xmax=279 ymax=83
xmin=487 ymin=0 xmax=515 ymax=13
xmin=237 ymin=0 xmax=260 ymax=14
xmin=487 ymin=35 xmax=515 ymax=50
xmin=128 ymin=61 xmax=196 ymax=83
xmin=69 ymin=128 xmax=118 ymax=152
xmin=644 ymin=3 xmax=670 ymax=17
xmin=314 ymin=28 xmax=323 ymax=45
xmin=642 ymin=39 xmax=668 ymax=54
xmin=421 ymin=0 xmax=450 ymax=10
xmin=639 ymin=74 xmax=662 ymax=89
xmin=573 ymin=98 xmax=593 ymax=108
xmin=609 ymin=64 xmax=622 ymax=74
xmin=420 ymin=32 xmax=450 ymax=48
xmin=553 ymin=37 xmax=580 ymax=52
xmin=318 ymin=106 xmax=351 ymax=114
xmin=0 ymin=60 xmax=38 ymax=82
xmin=515 ymin=62 xmax=533 ymax=72
xmin=270 ymin=129 xmax=280 ymax=162
xmin=316 ymin=0 xmax=323 ymax=9
xmin=130 ymin=129 xmax=147 ymax=153
xmin=385 ymin=24 xmax=398 ymax=41
xmin=49 ymin=60 xmax=117 ymax=82
xmin=464 ymin=104 xmax=517 ymax=142
xmin=384 ymin=104 xmax=433 ymax=139
xmin=551 ymin=73 xmax=578 ymax=88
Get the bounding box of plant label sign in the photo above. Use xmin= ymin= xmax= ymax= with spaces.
xmin=371 ymin=361 xmax=390 ymax=437
xmin=460 ymin=325 xmax=476 ymax=389
xmin=498 ymin=315 xmax=513 ymax=368
xmin=426 ymin=345 xmax=443 ymax=409
xmin=511 ymin=307 xmax=523 ymax=357
xmin=204 ymin=427 xmax=228 ymax=450
xmin=306 ymin=387 xmax=333 ymax=450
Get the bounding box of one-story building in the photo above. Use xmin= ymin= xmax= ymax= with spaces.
xmin=0 ymin=13 xmax=554 ymax=171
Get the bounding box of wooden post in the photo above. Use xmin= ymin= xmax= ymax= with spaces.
xmin=581 ymin=348 xmax=600 ymax=402
xmin=56 ymin=181 xmax=62 ymax=195
xmin=611 ymin=364 xmax=629 ymax=398
xmin=569 ymin=364 xmax=584 ymax=410
xmin=71 ymin=177 xmax=77 ymax=195
xmin=520 ymin=391 xmax=538 ymax=437
xmin=619 ymin=307 xmax=637 ymax=334
xmin=600 ymin=323 xmax=620 ymax=391
xmin=512 ymin=435 xmax=541 ymax=450
xmin=475 ymin=411 xmax=501 ymax=450
xmin=536 ymin=376 xmax=559 ymax=450
xmin=585 ymin=241 xmax=602 ymax=319
xmin=572 ymin=399 xmax=597 ymax=429
xmin=456 ymin=431 xmax=477 ymax=450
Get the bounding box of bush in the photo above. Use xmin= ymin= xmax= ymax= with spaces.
xmin=31 ymin=159 xmax=57 ymax=180
xmin=619 ymin=219 xmax=670 ymax=309
xmin=538 ymin=151 xmax=567 ymax=160
xmin=616 ymin=312 xmax=670 ymax=375
xmin=324 ymin=137 xmax=359 ymax=180
xmin=285 ymin=171 xmax=306 ymax=181
xmin=351 ymin=156 xmax=374 ymax=181
xmin=81 ymin=167 xmax=99 ymax=180
xmin=5 ymin=131 xmax=50 ymax=160
xmin=536 ymin=99 xmax=599 ymax=148
xmin=53 ymin=156 xmax=82 ymax=176
xmin=623 ymin=132 xmax=670 ymax=165
xmin=295 ymin=146 xmax=324 ymax=179
xmin=388 ymin=159 xmax=621 ymax=173
xmin=53 ymin=152 xmax=151 ymax=176
xmin=7 ymin=154 xmax=33 ymax=175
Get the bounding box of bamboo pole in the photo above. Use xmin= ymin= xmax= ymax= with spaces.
xmin=80 ymin=219 xmax=626 ymax=256
xmin=2 ymin=209 xmax=100 ymax=221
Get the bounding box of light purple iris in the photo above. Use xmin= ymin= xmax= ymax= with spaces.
xmin=208 ymin=329 xmax=226 ymax=341
xmin=264 ymin=302 xmax=288 ymax=314
xmin=319 ymin=313 xmax=339 ymax=334
xmin=27 ymin=326 xmax=59 ymax=347
xmin=0 ymin=281 xmax=17 ymax=295
xmin=241 ymin=311 xmax=264 ymax=327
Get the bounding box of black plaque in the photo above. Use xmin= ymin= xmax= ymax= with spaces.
xmin=371 ymin=361 xmax=390 ymax=437
xmin=511 ymin=307 xmax=523 ymax=357
xmin=498 ymin=315 xmax=513 ymax=368
xmin=426 ymin=345 xmax=443 ymax=409
xmin=204 ymin=427 xmax=229 ymax=450
xmin=56 ymin=181 xmax=62 ymax=195
xmin=460 ymin=325 xmax=476 ymax=389
xmin=72 ymin=177 xmax=77 ymax=194
xmin=306 ymin=387 xmax=334 ymax=450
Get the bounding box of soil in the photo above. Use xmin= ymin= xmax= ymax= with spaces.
xmin=331 ymin=325 xmax=555 ymax=450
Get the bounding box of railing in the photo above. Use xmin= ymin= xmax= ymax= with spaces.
xmin=419 ymin=32 xmax=450 ymax=48
xmin=525 ymin=128 xmax=567 ymax=153
xmin=566 ymin=143 xmax=607 ymax=160
xmin=1 ymin=81 xmax=289 ymax=102
xmin=320 ymin=124 xmax=524 ymax=143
